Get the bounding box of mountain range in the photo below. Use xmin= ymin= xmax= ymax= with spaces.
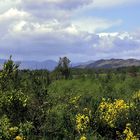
xmin=0 ymin=59 xmax=58 ymax=71
xmin=75 ymin=59 xmax=140 ymax=69
xmin=0 ymin=58 xmax=140 ymax=70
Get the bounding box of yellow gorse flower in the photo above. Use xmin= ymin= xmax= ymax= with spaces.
xmin=123 ymin=124 xmax=137 ymax=140
xmin=98 ymin=99 xmax=129 ymax=127
xmin=80 ymin=135 xmax=87 ymax=140
xmin=15 ymin=136 xmax=23 ymax=140
xmin=70 ymin=96 xmax=80 ymax=104
xmin=76 ymin=113 xmax=89 ymax=133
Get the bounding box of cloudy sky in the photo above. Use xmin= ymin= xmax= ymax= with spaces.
xmin=0 ymin=0 xmax=140 ymax=62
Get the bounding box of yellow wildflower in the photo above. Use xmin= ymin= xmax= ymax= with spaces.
xmin=15 ymin=136 xmax=23 ymax=140
xmin=80 ymin=135 xmax=87 ymax=140
xmin=76 ymin=113 xmax=89 ymax=133
xmin=98 ymin=99 xmax=129 ymax=127
xmin=123 ymin=124 xmax=137 ymax=140
xmin=70 ymin=96 xmax=80 ymax=104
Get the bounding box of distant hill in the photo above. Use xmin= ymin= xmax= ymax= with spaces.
xmin=75 ymin=59 xmax=140 ymax=69
xmin=1 ymin=58 xmax=140 ymax=70
xmin=71 ymin=60 xmax=95 ymax=68
xmin=18 ymin=60 xmax=58 ymax=71
xmin=0 ymin=59 xmax=58 ymax=71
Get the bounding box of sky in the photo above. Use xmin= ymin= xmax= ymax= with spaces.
xmin=0 ymin=0 xmax=140 ymax=62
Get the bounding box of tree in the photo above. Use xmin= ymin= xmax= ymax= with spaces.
xmin=54 ymin=57 xmax=71 ymax=80
xmin=0 ymin=55 xmax=20 ymax=91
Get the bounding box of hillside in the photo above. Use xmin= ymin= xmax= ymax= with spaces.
xmin=76 ymin=59 xmax=140 ymax=69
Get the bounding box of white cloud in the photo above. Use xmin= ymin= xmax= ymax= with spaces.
xmin=0 ymin=8 xmax=29 ymax=21
xmin=0 ymin=0 xmax=20 ymax=13
xmin=11 ymin=19 xmax=76 ymax=34
xmin=98 ymin=32 xmax=133 ymax=40
xmin=72 ymin=18 xmax=122 ymax=33
xmin=0 ymin=8 xmax=30 ymax=37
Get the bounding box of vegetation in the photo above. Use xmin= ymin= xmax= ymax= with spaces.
xmin=0 ymin=56 xmax=140 ymax=140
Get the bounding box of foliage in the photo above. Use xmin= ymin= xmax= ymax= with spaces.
xmin=98 ymin=98 xmax=130 ymax=128
xmin=123 ymin=123 xmax=137 ymax=140
xmin=53 ymin=57 xmax=71 ymax=80
xmin=0 ymin=57 xmax=140 ymax=139
xmin=0 ymin=56 xmax=20 ymax=91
